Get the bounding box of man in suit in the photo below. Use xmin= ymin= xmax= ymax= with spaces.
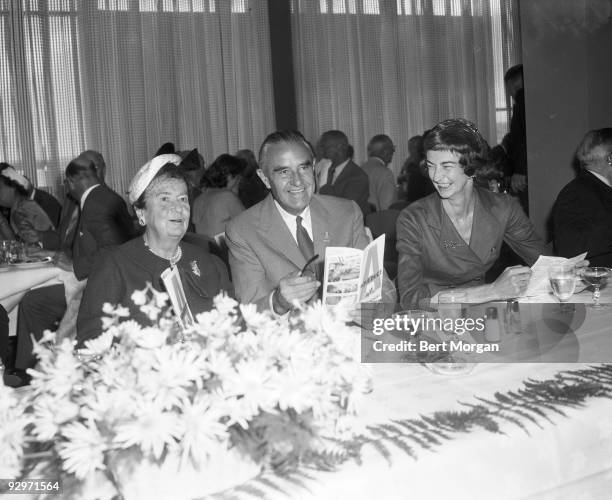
xmin=503 ymin=64 xmax=528 ymax=213
xmin=552 ymin=128 xmax=612 ymax=267
xmin=316 ymin=130 xmax=371 ymax=217
xmin=226 ymin=130 xmax=395 ymax=314
xmin=5 ymin=153 xmax=133 ymax=386
xmin=56 ymin=150 xmax=109 ymax=259
xmin=360 ymin=134 xmax=397 ymax=211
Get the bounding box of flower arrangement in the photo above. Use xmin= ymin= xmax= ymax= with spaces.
xmin=2 ymin=286 xmax=370 ymax=499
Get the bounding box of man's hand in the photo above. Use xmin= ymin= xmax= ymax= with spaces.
xmin=510 ymin=173 xmax=527 ymax=193
xmin=273 ymin=271 xmax=320 ymax=314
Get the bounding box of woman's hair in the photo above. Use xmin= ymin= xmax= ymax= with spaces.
xmin=133 ymin=162 xmax=188 ymax=209
xmin=0 ymin=163 xmax=30 ymax=197
xmin=422 ymin=118 xmax=491 ymax=177
xmin=200 ymin=154 xmax=246 ymax=189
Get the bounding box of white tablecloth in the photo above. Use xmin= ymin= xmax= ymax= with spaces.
xmin=0 ymin=265 xmax=62 ymax=336
xmin=241 ymin=302 xmax=612 ymax=500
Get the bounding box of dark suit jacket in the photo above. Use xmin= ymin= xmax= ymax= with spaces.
xmin=226 ymin=194 xmax=371 ymax=310
xmin=552 ymin=169 xmax=612 ymax=267
xmin=319 ymin=160 xmax=371 ymax=216
xmin=396 ymin=187 xmax=542 ymax=308
xmin=33 ymin=188 xmax=62 ymax=228
xmin=57 ymin=195 xmax=79 ymax=256
xmin=507 ymin=89 xmax=527 ymax=177
xmin=72 ymin=184 xmax=134 ymax=280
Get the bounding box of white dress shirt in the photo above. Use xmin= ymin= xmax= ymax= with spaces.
xmin=273 ymin=200 xmax=313 ymax=243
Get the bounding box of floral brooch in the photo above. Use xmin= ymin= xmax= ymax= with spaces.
xmin=190 ymin=260 xmax=201 ymax=277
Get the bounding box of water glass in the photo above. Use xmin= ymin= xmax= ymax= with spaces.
xmin=9 ymin=241 xmax=26 ymax=263
xmin=0 ymin=240 xmax=9 ymax=265
xmin=580 ymin=267 xmax=612 ymax=309
xmin=548 ymin=265 xmax=576 ymax=302
xmin=438 ymin=290 xmax=467 ymax=322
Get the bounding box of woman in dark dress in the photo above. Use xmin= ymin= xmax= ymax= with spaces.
xmin=76 ymin=155 xmax=232 ymax=347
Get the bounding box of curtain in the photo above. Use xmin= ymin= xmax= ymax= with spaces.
xmin=0 ymin=0 xmax=275 ymax=197
xmin=290 ymin=0 xmax=521 ymax=178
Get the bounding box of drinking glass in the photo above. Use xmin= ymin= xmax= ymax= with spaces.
xmin=427 ymin=291 xmax=475 ymax=375
xmin=548 ymin=265 xmax=576 ymax=302
xmin=9 ymin=241 xmax=25 ymax=263
xmin=438 ymin=290 xmax=467 ymax=322
xmin=580 ymin=267 xmax=612 ymax=309
xmin=0 ymin=240 xmax=9 ymax=265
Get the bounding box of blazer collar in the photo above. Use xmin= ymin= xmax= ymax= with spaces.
xmin=580 ymin=169 xmax=612 ymax=193
xmin=425 ymin=188 xmax=499 ymax=263
xmin=256 ymin=194 xmax=332 ymax=270
xmin=332 ymin=159 xmax=355 ymax=185
xmin=257 ymin=194 xmax=307 ymax=269
xmin=309 ymin=195 xmax=332 ymax=260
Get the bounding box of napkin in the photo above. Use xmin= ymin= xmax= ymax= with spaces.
xmin=523 ymin=252 xmax=587 ymax=298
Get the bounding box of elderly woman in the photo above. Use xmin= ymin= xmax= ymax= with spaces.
xmin=76 ymin=154 xmax=233 ymax=346
xmin=0 ymin=164 xmax=59 ymax=250
xmin=192 ymin=154 xmax=246 ymax=238
xmin=396 ymin=118 xmax=543 ymax=309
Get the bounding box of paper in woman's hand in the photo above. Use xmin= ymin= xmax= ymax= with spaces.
xmin=523 ymin=252 xmax=587 ymax=298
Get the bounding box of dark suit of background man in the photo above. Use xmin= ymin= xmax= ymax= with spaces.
xmin=552 ymin=128 xmax=612 ymax=267
xmin=316 ymin=130 xmax=371 ymax=217
xmin=226 ymin=130 xmax=395 ymax=314
xmin=503 ymin=64 xmax=528 ymax=214
xmin=11 ymin=153 xmax=133 ymax=380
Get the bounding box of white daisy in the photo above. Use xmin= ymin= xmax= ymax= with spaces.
xmin=113 ymin=402 xmax=183 ymax=460
xmin=58 ymin=421 xmax=108 ymax=479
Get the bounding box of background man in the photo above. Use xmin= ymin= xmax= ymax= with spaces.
xmin=6 ymin=154 xmax=133 ymax=386
xmin=226 ymin=130 xmax=394 ymax=314
xmin=361 ymin=134 xmax=397 ymax=211
xmin=503 ymin=64 xmax=528 ymax=212
xmin=552 ymin=128 xmax=612 ymax=266
xmin=315 ymin=130 xmax=371 ymax=217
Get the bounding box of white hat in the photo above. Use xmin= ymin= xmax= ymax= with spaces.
xmin=128 ymin=154 xmax=182 ymax=204
xmin=0 ymin=166 xmax=32 ymax=192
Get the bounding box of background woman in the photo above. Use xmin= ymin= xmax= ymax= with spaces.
xmin=235 ymin=148 xmax=268 ymax=209
xmin=192 ymin=154 xmax=246 ymax=238
xmin=0 ymin=164 xmax=59 ymax=250
xmin=76 ymin=154 xmax=232 ymax=346
xmin=396 ymin=118 xmax=543 ymax=308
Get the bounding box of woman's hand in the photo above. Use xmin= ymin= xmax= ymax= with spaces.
xmin=574 ymin=259 xmax=590 ymax=271
xmin=491 ymin=265 xmax=532 ymax=300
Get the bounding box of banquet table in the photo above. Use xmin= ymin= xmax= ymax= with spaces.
xmin=230 ymin=289 xmax=612 ymax=500
xmin=0 ymin=263 xmax=62 ymax=334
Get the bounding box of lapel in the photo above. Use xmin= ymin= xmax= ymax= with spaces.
xmin=425 ymin=188 xmax=498 ymax=263
xmin=310 ymin=195 xmax=331 ymax=260
xmin=332 ymin=160 xmax=355 ymax=186
xmin=77 ymin=184 xmax=102 ymax=233
xmin=581 ymin=170 xmax=612 ymax=202
xmin=257 ymin=195 xmax=306 ymax=269
xmin=468 ymin=189 xmax=500 ymax=263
